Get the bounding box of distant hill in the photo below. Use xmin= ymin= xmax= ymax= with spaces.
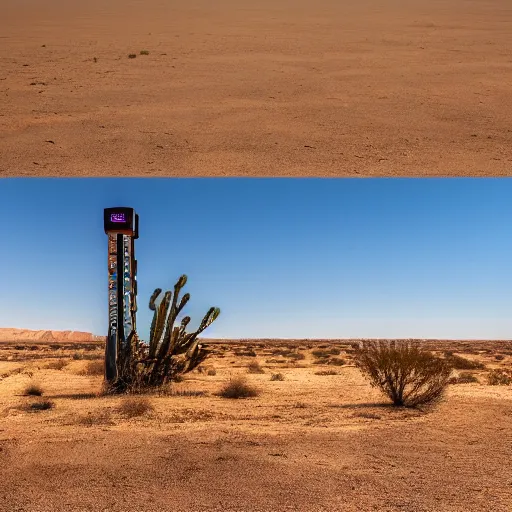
xmin=0 ymin=328 xmax=102 ymax=342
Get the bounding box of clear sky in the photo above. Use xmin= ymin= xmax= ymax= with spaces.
xmin=0 ymin=178 xmax=511 ymax=340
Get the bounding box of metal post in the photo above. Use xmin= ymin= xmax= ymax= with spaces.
xmin=104 ymin=208 xmax=138 ymax=384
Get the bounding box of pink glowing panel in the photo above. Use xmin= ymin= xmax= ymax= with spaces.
xmin=110 ymin=213 xmax=126 ymax=223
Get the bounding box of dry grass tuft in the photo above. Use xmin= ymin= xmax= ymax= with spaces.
xmin=117 ymin=397 xmax=154 ymax=418
xmin=247 ymin=361 xmax=265 ymax=374
xmin=315 ymin=369 xmax=338 ymax=376
xmin=24 ymin=383 xmax=43 ymax=396
xmin=270 ymin=373 xmax=285 ymax=381
xmin=446 ymin=354 xmax=485 ymax=370
xmin=27 ymin=400 xmax=54 ymax=412
xmin=218 ymin=376 xmax=259 ymax=399
xmin=77 ymin=410 xmax=114 ymax=426
xmin=487 ymin=369 xmax=512 ymax=386
xmin=448 ymin=372 xmax=479 ymax=384
xmin=46 ymin=359 xmax=68 ymax=370
xmin=80 ymin=360 xmax=104 ymax=376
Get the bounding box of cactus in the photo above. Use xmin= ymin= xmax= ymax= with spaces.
xmin=107 ymin=274 xmax=220 ymax=393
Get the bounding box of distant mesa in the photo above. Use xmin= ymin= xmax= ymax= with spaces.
xmin=0 ymin=328 xmax=102 ymax=342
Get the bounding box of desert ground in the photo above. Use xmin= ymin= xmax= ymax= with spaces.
xmin=1 ymin=338 xmax=511 ymax=512
xmin=1 ymin=0 xmax=511 ymax=178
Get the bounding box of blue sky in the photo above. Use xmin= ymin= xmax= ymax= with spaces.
xmin=0 ymin=178 xmax=511 ymax=340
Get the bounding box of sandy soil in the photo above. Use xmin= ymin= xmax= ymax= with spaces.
xmin=1 ymin=339 xmax=511 ymax=511
xmin=1 ymin=0 xmax=511 ymax=178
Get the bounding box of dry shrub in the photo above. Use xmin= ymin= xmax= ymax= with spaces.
xmin=118 ymin=397 xmax=154 ymax=418
xmin=446 ymin=354 xmax=485 ymax=370
xmin=312 ymin=350 xmax=331 ymax=359
xmin=448 ymin=372 xmax=479 ymax=384
xmin=315 ymin=369 xmax=338 ymax=376
xmin=207 ymin=368 xmax=217 ymax=376
xmin=46 ymin=359 xmax=68 ymax=370
xmin=328 ymin=357 xmax=346 ymax=366
xmin=81 ymin=360 xmax=104 ymax=376
xmin=270 ymin=373 xmax=285 ymax=381
xmin=495 ymin=355 xmax=505 ymax=361
xmin=329 ymin=348 xmax=341 ymax=355
xmin=23 ymin=383 xmax=43 ymax=396
xmin=171 ymin=389 xmax=207 ymax=397
xmin=312 ymin=358 xmax=330 ymax=365
xmin=487 ymin=369 xmax=512 ymax=386
xmin=218 ymin=376 xmax=259 ymax=399
xmin=354 ymin=341 xmax=451 ymax=407
xmin=354 ymin=411 xmax=381 ymax=420
xmin=77 ymin=410 xmax=114 ymax=427
xmin=247 ymin=361 xmax=265 ymax=374
xmin=73 ymin=352 xmax=84 ymax=360
xmin=27 ymin=400 xmax=54 ymax=412
xmin=234 ymin=349 xmax=257 ymax=357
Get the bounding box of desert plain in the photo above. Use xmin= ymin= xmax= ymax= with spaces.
xmin=1 ymin=0 xmax=512 ymax=177
xmin=1 ymin=336 xmax=511 ymax=512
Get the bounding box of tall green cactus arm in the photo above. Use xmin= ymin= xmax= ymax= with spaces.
xmin=149 ymin=289 xmax=162 ymax=311
xmin=158 ymin=276 xmax=189 ymax=360
xmin=149 ymin=290 xmax=171 ymax=358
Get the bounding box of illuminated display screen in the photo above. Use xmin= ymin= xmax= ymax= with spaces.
xmin=110 ymin=213 xmax=126 ymax=223
xmin=104 ymin=207 xmax=137 ymax=235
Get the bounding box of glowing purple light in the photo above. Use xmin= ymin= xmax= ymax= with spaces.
xmin=110 ymin=213 xmax=126 ymax=223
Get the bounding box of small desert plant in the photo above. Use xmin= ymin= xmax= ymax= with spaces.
xmin=118 ymin=397 xmax=153 ymax=418
xmin=446 ymin=354 xmax=485 ymax=370
xmin=354 ymin=412 xmax=381 ymax=420
xmin=315 ymin=370 xmax=338 ymax=376
xmin=448 ymin=372 xmax=479 ymax=384
xmin=487 ymin=369 xmax=512 ymax=386
xmin=329 ymin=348 xmax=341 ymax=355
xmin=128 ymin=53 xmax=137 ymax=59
xmin=328 ymin=357 xmax=346 ymax=366
xmin=73 ymin=352 xmax=84 ymax=360
xmin=82 ymin=360 xmax=104 ymax=376
xmin=270 ymin=373 xmax=285 ymax=381
xmin=171 ymin=389 xmax=207 ymax=397
xmin=23 ymin=383 xmax=43 ymax=396
xmin=247 ymin=361 xmax=265 ymax=374
xmin=207 ymin=368 xmax=217 ymax=376
xmin=140 ymin=50 xmax=150 ymax=55
xmin=354 ymin=341 xmax=451 ymax=407
xmin=218 ymin=376 xmax=259 ymax=399
xmin=78 ymin=410 xmax=114 ymax=426
xmin=495 ymin=355 xmax=505 ymax=361
xmin=234 ymin=349 xmax=257 ymax=357
xmin=28 ymin=400 xmax=54 ymax=411
xmin=312 ymin=358 xmax=330 ymax=365
xmin=312 ymin=350 xmax=331 ymax=359
xmin=106 ymin=275 xmax=220 ymax=393
xmin=46 ymin=359 xmax=67 ymax=370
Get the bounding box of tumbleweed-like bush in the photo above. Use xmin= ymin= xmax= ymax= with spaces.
xmin=354 ymin=340 xmax=451 ymax=407
xmin=106 ymin=274 xmax=220 ymax=394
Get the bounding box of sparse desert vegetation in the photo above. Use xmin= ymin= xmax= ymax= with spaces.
xmin=23 ymin=382 xmax=43 ymax=396
xmin=0 ymin=337 xmax=511 ymax=510
xmin=117 ymin=397 xmax=154 ymax=418
xmin=218 ymin=376 xmax=259 ymax=399
xmin=354 ymin=341 xmax=452 ymax=407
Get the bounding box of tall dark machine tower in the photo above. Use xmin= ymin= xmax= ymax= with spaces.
xmin=103 ymin=207 xmax=139 ymax=383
